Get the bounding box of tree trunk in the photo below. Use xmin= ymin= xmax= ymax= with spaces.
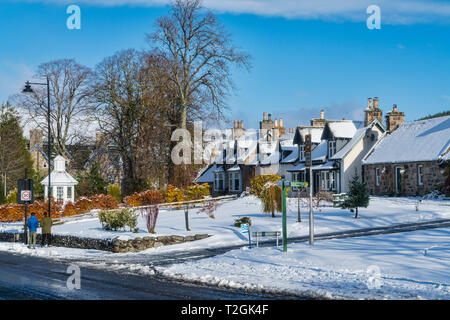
xmin=355 ymin=207 xmax=358 ymax=219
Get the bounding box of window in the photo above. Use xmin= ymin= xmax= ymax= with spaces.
xmin=375 ymin=168 xmax=380 ymax=186
xmin=228 ymin=172 xmax=240 ymax=192
xmin=299 ymin=145 xmax=305 ymax=160
xmin=67 ymin=187 xmax=72 ymax=199
xmin=418 ymin=165 xmax=423 ymax=186
xmin=57 ymin=187 xmax=64 ymax=201
xmin=320 ymin=171 xmax=336 ymax=191
xmin=328 ymin=141 xmax=336 ymax=157
xmin=214 ymin=172 xmax=224 ymax=191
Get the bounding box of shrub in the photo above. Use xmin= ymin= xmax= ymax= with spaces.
xmin=199 ymin=200 xmax=220 ymax=219
xmin=124 ymin=190 xmax=163 ymax=207
xmin=234 ymin=216 xmax=252 ymax=227
xmin=6 ymin=188 xmax=18 ymax=204
xmin=185 ymin=183 xmax=210 ymax=201
xmin=260 ymin=182 xmax=282 ymax=217
xmin=98 ymin=208 xmax=138 ymax=232
xmin=164 ymin=185 xmax=184 ymax=203
xmin=107 ymin=184 xmax=122 ymax=203
xmin=249 ymin=175 xmax=281 ymax=198
xmin=141 ymin=206 xmax=159 ymax=233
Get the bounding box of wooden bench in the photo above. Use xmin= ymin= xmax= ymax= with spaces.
xmin=332 ymin=193 xmax=347 ymax=207
xmin=252 ymin=231 xmax=281 ymax=247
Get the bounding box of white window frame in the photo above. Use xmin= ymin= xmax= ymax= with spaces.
xmin=56 ymin=186 xmax=64 ymax=201
xmin=299 ymin=145 xmax=305 ymax=160
xmin=214 ymin=172 xmax=224 ymax=191
xmin=328 ymin=141 xmax=336 ymax=157
xmin=418 ymin=165 xmax=423 ymax=186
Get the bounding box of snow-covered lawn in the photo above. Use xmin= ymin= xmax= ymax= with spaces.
xmin=1 ymin=196 xmax=449 ymax=249
xmin=0 ymin=196 xmax=448 ymax=299
xmin=160 ymin=227 xmax=450 ymax=299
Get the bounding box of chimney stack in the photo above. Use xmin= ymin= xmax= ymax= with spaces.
xmin=263 ymin=112 xmax=267 ymax=121
xmin=385 ymin=104 xmax=405 ymax=133
xmin=268 ymin=113 xmax=272 ymax=121
xmin=234 ymin=120 xmax=238 ymax=129
xmin=240 ymin=120 xmax=244 ymax=129
xmin=320 ymin=110 xmax=325 ymax=120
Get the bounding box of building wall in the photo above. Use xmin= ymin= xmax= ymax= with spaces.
xmin=363 ymin=161 xmax=446 ymax=196
xmin=341 ymin=125 xmax=384 ymax=193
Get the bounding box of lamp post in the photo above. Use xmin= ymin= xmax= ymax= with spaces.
xmin=23 ymin=77 xmax=52 ymax=217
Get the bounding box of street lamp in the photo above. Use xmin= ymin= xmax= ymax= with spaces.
xmin=23 ymin=77 xmax=52 ymax=217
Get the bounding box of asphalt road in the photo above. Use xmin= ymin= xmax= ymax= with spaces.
xmin=0 ymin=252 xmax=298 ymax=300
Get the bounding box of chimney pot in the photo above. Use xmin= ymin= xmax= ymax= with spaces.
xmin=268 ymin=113 xmax=272 ymax=121
xmin=393 ymin=104 xmax=397 ymax=111
xmin=263 ymin=112 xmax=267 ymax=121
xmin=368 ymin=98 xmax=373 ymax=109
xmin=320 ymin=110 xmax=325 ymax=120
xmin=240 ymin=120 xmax=244 ymax=129
xmin=279 ymin=118 xmax=283 ymax=128
xmin=374 ymin=97 xmax=379 ymax=109
xmin=234 ymin=120 xmax=238 ymax=129
xmin=274 ymin=119 xmax=278 ymax=128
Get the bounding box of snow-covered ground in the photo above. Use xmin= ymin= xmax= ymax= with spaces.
xmin=0 ymin=196 xmax=449 ymax=299
xmin=159 ymin=227 xmax=450 ymax=299
xmin=1 ymin=196 xmax=448 ymax=247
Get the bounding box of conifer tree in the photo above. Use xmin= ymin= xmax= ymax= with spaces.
xmin=341 ymin=169 xmax=370 ymax=218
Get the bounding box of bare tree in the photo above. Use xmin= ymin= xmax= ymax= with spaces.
xmin=147 ymin=0 xmax=251 ymax=130
xmin=14 ymin=59 xmax=93 ymax=157
xmin=90 ymin=49 xmax=172 ymax=195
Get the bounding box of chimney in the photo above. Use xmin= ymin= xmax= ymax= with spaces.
xmin=367 ymin=98 xmax=373 ymax=109
xmin=320 ymin=110 xmax=324 ymax=120
xmin=274 ymin=119 xmax=278 ymax=128
xmin=268 ymin=113 xmax=272 ymax=121
xmin=240 ymin=120 xmax=244 ymax=129
xmin=385 ymin=104 xmax=405 ymax=133
xmin=234 ymin=120 xmax=238 ymax=129
xmin=373 ymin=97 xmax=379 ymax=109
xmin=263 ymin=112 xmax=267 ymax=121
xmin=279 ymin=118 xmax=283 ymax=128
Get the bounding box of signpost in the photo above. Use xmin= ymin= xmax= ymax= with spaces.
xmin=17 ymin=169 xmax=34 ymax=245
xmin=304 ymin=134 xmax=314 ymax=245
xmin=241 ymin=223 xmax=251 ymax=248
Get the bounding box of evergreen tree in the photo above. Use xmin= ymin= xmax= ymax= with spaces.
xmin=341 ymin=169 xmax=370 ymax=218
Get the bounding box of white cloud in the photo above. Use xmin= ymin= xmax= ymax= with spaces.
xmin=15 ymin=0 xmax=450 ymax=24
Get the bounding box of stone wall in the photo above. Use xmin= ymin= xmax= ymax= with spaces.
xmin=363 ymin=161 xmax=446 ymax=196
xmin=0 ymin=232 xmax=210 ymax=253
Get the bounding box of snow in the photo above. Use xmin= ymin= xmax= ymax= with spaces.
xmin=364 ymin=115 xmax=450 ymax=164
xmin=160 ymin=227 xmax=450 ymax=299
xmin=1 ymin=195 xmax=449 ymax=299
xmin=325 ymin=120 xmax=357 ymax=139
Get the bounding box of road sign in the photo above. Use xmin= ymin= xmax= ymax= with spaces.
xmin=305 ymin=151 xmax=312 ymax=167
xmin=291 ymin=181 xmax=308 ymax=188
xmin=241 ymin=223 xmax=249 ymax=234
xmin=305 ymin=134 xmax=312 ymax=152
xmin=17 ymin=178 xmax=34 ymax=204
xmin=20 ymin=190 xmax=32 ymax=202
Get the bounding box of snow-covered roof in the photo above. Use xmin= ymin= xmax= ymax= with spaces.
xmin=281 ymin=146 xmax=298 ymax=164
xmin=312 ymin=140 xmax=328 ymax=162
xmin=279 ymin=133 xmax=295 ymax=147
xmin=322 ymin=120 xmax=357 ymax=139
xmin=41 ymin=171 xmax=78 ymax=186
xmin=363 ymin=115 xmax=450 ymax=165
xmin=294 ymin=127 xmax=323 ymax=145
xmin=194 ymin=165 xmax=215 ymax=183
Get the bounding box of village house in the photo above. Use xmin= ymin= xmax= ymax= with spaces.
xmin=362 ymin=113 xmax=450 ymax=196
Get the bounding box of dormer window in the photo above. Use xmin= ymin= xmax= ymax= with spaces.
xmin=299 ymin=145 xmax=305 ymax=160
xmin=328 ymin=141 xmax=336 ymax=157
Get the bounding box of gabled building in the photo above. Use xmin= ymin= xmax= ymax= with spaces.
xmin=362 ymin=114 xmax=450 ymax=196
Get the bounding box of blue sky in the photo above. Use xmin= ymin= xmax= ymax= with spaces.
xmin=1 ymin=0 xmax=450 ymax=130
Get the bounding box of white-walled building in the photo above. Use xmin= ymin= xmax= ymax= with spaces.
xmin=41 ymin=155 xmax=78 ymax=203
